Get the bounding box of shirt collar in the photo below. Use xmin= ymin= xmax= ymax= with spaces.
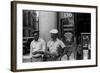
xmin=34 ymin=37 xmax=41 ymax=42
xmin=51 ymin=38 xmax=59 ymax=42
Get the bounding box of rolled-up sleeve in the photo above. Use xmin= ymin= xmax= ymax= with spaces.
xmin=59 ymin=40 xmax=66 ymax=48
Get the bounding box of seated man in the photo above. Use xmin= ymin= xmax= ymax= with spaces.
xmin=62 ymin=32 xmax=75 ymax=60
xmin=46 ymin=29 xmax=66 ymax=61
xmin=30 ymin=31 xmax=46 ymax=62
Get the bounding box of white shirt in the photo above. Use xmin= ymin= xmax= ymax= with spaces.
xmin=30 ymin=38 xmax=46 ymax=57
xmin=47 ymin=39 xmax=65 ymax=55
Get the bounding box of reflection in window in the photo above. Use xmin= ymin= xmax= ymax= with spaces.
xmin=23 ymin=10 xmax=39 ymax=38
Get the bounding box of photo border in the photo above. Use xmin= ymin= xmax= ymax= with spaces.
xmin=11 ymin=1 xmax=98 ymax=72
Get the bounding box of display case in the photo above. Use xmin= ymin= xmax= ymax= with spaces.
xmin=81 ymin=33 xmax=91 ymax=59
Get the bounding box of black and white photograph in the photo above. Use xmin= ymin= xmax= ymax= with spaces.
xmin=11 ymin=1 xmax=97 ymax=71
xmin=22 ymin=10 xmax=91 ymax=62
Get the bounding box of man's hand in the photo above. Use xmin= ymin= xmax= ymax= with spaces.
xmin=57 ymin=46 xmax=65 ymax=56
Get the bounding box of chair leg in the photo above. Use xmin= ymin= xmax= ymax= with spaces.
xmin=67 ymin=56 xmax=70 ymax=60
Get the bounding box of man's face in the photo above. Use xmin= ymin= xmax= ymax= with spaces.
xmin=51 ymin=33 xmax=57 ymax=41
xmin=34 ymin=33 xmax=39 ymax=41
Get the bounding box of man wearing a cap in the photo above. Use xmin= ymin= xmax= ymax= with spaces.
xmin=46 ymin=29 xmax=66 ymax=61
xmin=30 ymin=31 xmax=46 ymax=62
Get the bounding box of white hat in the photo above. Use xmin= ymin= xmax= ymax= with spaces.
xmin=50 ymin=29 xmax=58 ymax=34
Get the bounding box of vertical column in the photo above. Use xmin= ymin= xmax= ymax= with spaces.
xmin=39 ymin=11 xmax=57 ymax=43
